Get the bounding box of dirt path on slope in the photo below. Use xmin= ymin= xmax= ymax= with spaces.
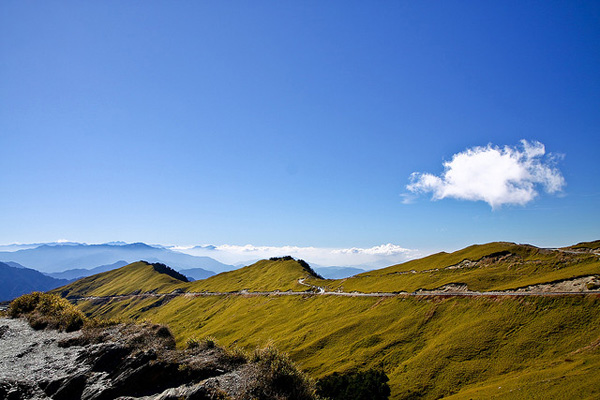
xmin=67 ymin=275 xmax=600 ymax=305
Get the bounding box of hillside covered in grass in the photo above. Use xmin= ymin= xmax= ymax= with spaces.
xmin=55 ymin=242 xmax=600 ymax=298
xmin=53 ymin=241 xmax=600 ymax=399
xmin=188 ymin=256 xmax=320 ymax=293
xmin=53 ymin=261 xmax=190 ymax=298
xmin=563 ymin=239 xmax=600 ymax=252
xmin=76 ymin=291 xmax=600 ymax=399
xmin=307 ymin=241 xmax=600 ymax=293
xmin=54 ymin=257 xmax=322 ymax=298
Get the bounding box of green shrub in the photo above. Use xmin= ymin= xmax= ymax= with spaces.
xmin=186 ymin=336 xmax=218 ymax=350
xmin=244 ymin=344 xmax=318 ymax=400
xmin=8 ymin=292 xmax=43 ymax=317
xmin=84 ymin=317 xmax=122 ymax=329
xmin=586 ymin=282 xmax=600 ymax=290
xmin=222 ymin=345 xmax=248 ymax=365
xmin=316 ymin=369 xmax=391 ymax=400
xmin=186 ymin=337 xmax=201 ymax=349
xmin=8 ymin=292 xmax=87 ymax=332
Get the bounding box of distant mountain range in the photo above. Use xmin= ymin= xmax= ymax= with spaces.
xmin=2 ymin=261 xmax=28 ymax=269
xmin=46 ymin=260 xmax=130 ymax=280
xmin=313 ymin=266 xmax=367 ymax=279
xmin=0 ymin=241 xmax=86 ymax=252
xmin=178 ymin=268 xmax=216 ymax=281
xmin=48 ymin=240 xmax=600 ymax=400
xmin=0 ymin=242 xmax=232 ymax=274
xmin=0 ymin=262 xmax=71 ymax=302
xmin=0 ymin=241 xmax=375 ymax=300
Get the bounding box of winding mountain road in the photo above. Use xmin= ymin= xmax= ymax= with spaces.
xmin=68 ymin=275 xmax=600 ymax=304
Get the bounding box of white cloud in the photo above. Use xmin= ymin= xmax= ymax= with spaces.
xmin=172 ymin=243 xmax=419 ymax=268
xmin=406 ymin=140 xmax=565 ymax=209
xmin=332 ymin=244 xmax=412 ymax=256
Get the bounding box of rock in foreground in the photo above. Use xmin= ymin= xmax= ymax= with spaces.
xmin=0 ymin=317 xmax=317 ymax=400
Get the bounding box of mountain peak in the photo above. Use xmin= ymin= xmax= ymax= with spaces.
xmin=188 ymin=257 xmax=323 ymax=293
xmin=268 ymin=256 xmax=323 ymax=279
xmin=143 ymin=261 xmax=189 ymax=283
xmin=53 ymin=261 xmax=190 ymax=298
xmin=124 ymin=242 xmax=154 ymax=249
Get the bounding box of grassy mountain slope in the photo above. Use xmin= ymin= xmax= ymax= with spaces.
xmin=187 ymin=257 xmax=318 ymax=292
xmin=564 ymin=239 xmax=600 ymax=251
xmin=55 ymin=241 xmax=600 ymax=399
xmin=51 ymin=243 xmax=600 ymax=297
xmin=76 ymin=294 xmax=600 ymax=399
xmin=52 ymin=257 xmax=318 ymax=297
xmin=53 ymin=261 xmax=189 ymax=297
xmin=308 ymin=242 xmax=600 ymax=293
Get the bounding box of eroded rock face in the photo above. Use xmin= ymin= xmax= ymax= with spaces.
xmin=0 ymin=319 xmax=87 ymax=399
xmin=0 ymin=318 xmax=246 ymax=400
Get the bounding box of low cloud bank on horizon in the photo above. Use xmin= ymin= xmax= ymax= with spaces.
xmin=0 ymin=241 xmax=420 ymax=269
xmin=172 ymin=243 xmax=420 ymax=268
xmin=406 ymin=140 xmax=565 ymax=209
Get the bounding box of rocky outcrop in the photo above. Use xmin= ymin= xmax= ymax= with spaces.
xmin=0 ymin=318 xmax=317 ymax=400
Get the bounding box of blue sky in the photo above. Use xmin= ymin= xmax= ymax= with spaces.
xmin=1 ymin=1 xmax=599 ymax=256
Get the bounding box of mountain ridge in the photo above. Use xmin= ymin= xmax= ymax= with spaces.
xmin=0 ymin=262 xmax=71 ymax=301
xmin=55 ymin=257 xmax=322 ymax=297
xmin=308 ymin=241 xmax=600 ymax=293
xmin=46 ymin=260 xmax=130 ymax=280
xmin=0 ymin=242 xmax=230 ymax=273
xmin=40 ymin=240 xmax=600 ymax=399
xmin=53 ymin=261 xmax=189 ymax=298
xmin=51 ymin=241 xmax=600 ymax=299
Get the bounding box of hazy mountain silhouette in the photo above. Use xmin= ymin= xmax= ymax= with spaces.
xmin=178 ymin=268 xmax=216 ymax=281
xmin=0 ymin=262 xmax=71 ymax=301
xmin=313 ymin=266 xmax=367 ymax=279
xmin=2 ymin=261 xmax=27 ymax=269
xmin=0 ymin=242 xmax=231 ymax=274
xmin=46 ymin=260 xmax=130 ymax=280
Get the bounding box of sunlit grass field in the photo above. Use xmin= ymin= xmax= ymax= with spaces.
xmin=54 ymin=241 xmax=600 ymax=399
xmin=308 ymin=242 xmax=600 ymax=293
xmin=54 ymin=261 xmax=188 ymax=297
xmin=76 ymin=293 xmax=600 ymax=399
xmin=57 ymin=242 xmax=600 ymax=298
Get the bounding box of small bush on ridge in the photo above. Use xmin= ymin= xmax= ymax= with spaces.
xmin=8 ymin=292 xmax=87 ymax=332
xmin=186 ymin=336 xmax=218 ymax=350
xmin=586 ymin=282 xmax=600 ymax=290
xmin=316 ymin=369 xmax=391 ymax=400
xmin=242 ymin=344 xmax=318 ymax=400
